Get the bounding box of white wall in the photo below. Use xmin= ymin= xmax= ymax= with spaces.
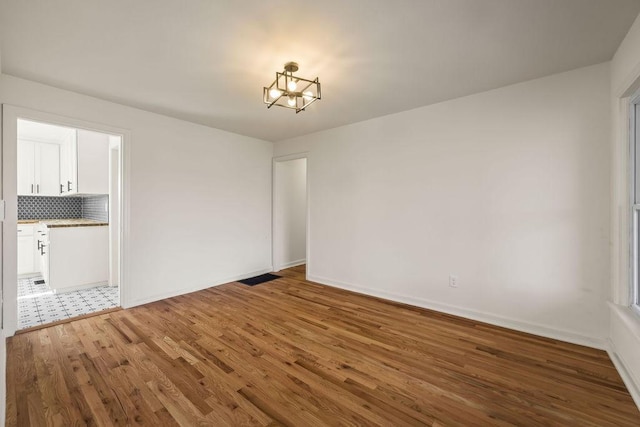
xmin=0 ymin=74 xmax=273 ymax=313
xmin=273 ymin=158 xmax=307 ymax=270
xmin=609 ymin=11 xmax=640 ymax=409
xmin=275 ymin=63 xmax=611 ymax=347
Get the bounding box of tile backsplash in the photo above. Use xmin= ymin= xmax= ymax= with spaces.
xmin=18 ymin=195 xmax=109 ymax=222
xmin=18 ymin=196 xmax=81 ymax=219
xmin=82 ymin=195 xmax=109 ymax=222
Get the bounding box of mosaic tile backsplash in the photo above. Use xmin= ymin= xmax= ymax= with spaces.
xmin=82 ymin=195 xmax=109 ymax=222
xmin=18 ymin=196 xmax=81 ymax=219
xmin=18 ymin=195 xmax=109 ymax=222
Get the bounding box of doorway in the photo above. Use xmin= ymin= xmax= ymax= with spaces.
xmin=2 ymin=106 xmax=127 ymax=336
xmin=272 ymin=154 xmax=308 ymax=275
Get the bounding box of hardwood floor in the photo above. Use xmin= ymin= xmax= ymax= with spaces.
xmin=6 ymin=264 xmax=639 ymax=426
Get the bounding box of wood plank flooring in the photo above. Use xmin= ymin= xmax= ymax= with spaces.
xmin=6 ymin=265 xmax=640 ymax=426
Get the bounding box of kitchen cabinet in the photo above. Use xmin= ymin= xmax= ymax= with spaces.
xmin=36 ymin=225 xmax=49 ymax=283
xmin=17 ymin=139 xmax=61 ymax=196
xmin=17 ymin=224 xmax=40 ymax=275
xmin=43 ymin=225 xmax=109 ymax=292
xmin=60 ymin=129 xmax=109 ymax=196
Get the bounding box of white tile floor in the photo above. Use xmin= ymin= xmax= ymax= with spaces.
xmin=18 ymin=276 xmax=119 ymax=330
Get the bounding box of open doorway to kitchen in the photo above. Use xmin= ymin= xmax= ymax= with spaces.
xmin=2 ymin=106 xmax=126 ymax=335
xmin=272 ymin=154 xmax=308 ymax=277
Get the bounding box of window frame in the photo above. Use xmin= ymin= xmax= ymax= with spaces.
xmin=631 ymin=91 xmax=640 ymax=316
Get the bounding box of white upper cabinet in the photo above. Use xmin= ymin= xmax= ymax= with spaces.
xmin=17 ymin=120 xmax=109 ymax=197
xmin=17 ymin=139 xmax=61 ymax=196
xmin=61 ymin=129 xmax=109 ymax=196
xmin=17 ymin=140 xmax=35 ymax=195
xmin=36 ymin=142 xmax=61 ymax=196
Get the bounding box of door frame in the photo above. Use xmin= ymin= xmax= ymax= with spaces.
xmin=2 ymin=105 xmax=131 ymax=336
xmin=272 ymin=152 xmax=309 ymax=275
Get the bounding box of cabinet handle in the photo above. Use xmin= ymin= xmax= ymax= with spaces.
xmin=60 ymin=184 xmax=64 ymax=194
xmin=37 ymin=239 xmax=42 ymax=250
xmin=36 ymin=184 xmax=40 ymax=193
xmin=67 ymin=181 xmax=72 ymax=191
xmin=31 ymin=184 xmax=34 ymax=194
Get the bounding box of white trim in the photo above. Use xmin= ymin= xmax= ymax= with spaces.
xmin=272 ymin=152 xmax=310 ymax=278
xmin=1 ymin=105 xmax=130 ymax=337
xmin=53 ymin=281 xmax=109 ymax=294
xmin=630 ymin=93 xmax=640 ymax=311
xmin=615 ymin=59 xmax=640 ymax=99
xmin=273 ymin=259 xmax=306 ymax=272
xmin=607 ymin=339 xmax=640 ymax=411
xmin=125 ymin=267 xmax=273 ymax=308
xmin=308 ymin=274 xmax=607 ymax=350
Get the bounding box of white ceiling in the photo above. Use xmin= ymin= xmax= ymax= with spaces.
xmin=1 ymin=0 xmax=639 ymax=142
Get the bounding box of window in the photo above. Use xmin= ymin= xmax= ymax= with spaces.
xmin=632 ymin=93 xmax=640 ymax=312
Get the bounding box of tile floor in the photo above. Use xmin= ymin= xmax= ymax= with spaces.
xmin=18 ymin=276 xmax=119 ymax=330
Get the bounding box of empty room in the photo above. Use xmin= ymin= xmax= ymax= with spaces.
xmin=1 ymin=0 xmax=640 ymax=425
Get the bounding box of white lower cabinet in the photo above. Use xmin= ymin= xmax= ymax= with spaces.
xmin=46 ymin=226 xmax=109 ymax=292
xmin=17 ymin=224 xmax=39 ymax=275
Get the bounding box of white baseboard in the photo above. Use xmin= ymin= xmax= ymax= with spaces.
xmin=307 ymin=274 xmax=606 ymax=350
xmin=54 ymin=281 xmax=109 ymax=294
xmin=274 ymin=259 xmax=306 ymax=272
xmin=124 ymin=267 xmax=273 ymax=308
xmin=607 ymin=339 xmax=640 ymax=411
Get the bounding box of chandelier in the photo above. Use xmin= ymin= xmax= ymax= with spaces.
xmin=263 ymin=62 xmax=321 ymax=113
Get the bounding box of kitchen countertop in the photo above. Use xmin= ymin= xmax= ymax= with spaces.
xmin=18 ymin=219 xmax=108 ymax=228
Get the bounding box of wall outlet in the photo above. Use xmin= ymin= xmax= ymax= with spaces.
xmin=449 ymin=274 xmax=458 ymax=288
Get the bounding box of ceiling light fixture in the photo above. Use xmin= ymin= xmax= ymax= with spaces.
xmin=263 ymin=62 xmax=321 ymax=113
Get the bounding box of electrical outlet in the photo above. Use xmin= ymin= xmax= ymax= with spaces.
xmin=449 ymin=274 xmax=458 ymax=288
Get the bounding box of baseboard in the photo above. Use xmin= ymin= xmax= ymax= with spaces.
xmin=274 ymin=259 xmax=306 ymax=272
xmin=53 ymin=280 xmax=109 ymax=294
xmin=307 ymin=274 xmax=606 ymax=350
xmin=125 ymin=267 xmax=273 ymax=308
xmin=607 ymin=339 xmax=640 ymax=411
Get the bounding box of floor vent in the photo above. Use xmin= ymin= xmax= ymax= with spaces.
xmin=238 ymin=273 xmax=280 ymax=286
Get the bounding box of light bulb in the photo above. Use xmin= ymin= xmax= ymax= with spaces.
xmin=287 ymin=80 xmax=297 ymax=91
xmin=303 ymin=91 xmax=313 ymax=100
xmin=287 ymin=96 xmax=296 ymax=107
xmin=269 ymin=88 xmax=282 ymax=99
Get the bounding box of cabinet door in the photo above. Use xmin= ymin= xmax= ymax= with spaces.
xmin=40 ymin=230 xmax=51 ymax=287
xmin=17 ymin=140 xmax=35 ymax=196
xmin=35 ymin=142 xmax=61 ymax=196
xmin=77 ymin=129 xmax=109 ymax=194
xmin=60 ymin=131 xmax=78 ymax=195
xmin=18 ymin=234 xmax=34 ymax=274
xmin=41 ymin=241 xmax=50 ymax=284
